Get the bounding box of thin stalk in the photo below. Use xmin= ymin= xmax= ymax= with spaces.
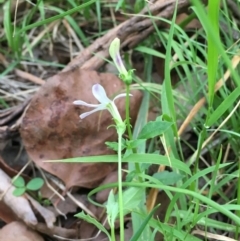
xmin=125 ymin=84 xmax=133 ymax=140
xmin=111 ymin=225 xmax=116 ymax=241
xmin=117 ymin=131 xmax=124 ymax=241
xmin=125 ymin=84 xmax=142 ymax=175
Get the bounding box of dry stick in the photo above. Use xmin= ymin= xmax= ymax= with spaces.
xmin=62 ymin=19 xmax=84 ymax=52
xmin=15 ymin=69 xmax=45 ymax=85
xmin=63 ymin=19 xmax=73 ymax=61
xmin=0 ymin=53 xmax=45 ymax=85
xmin=13 ymin=0 xmax=19 ymax=37
xmin=191 ymin=230 xmax=238 ymax=241
xmin=48 ymin=175 xmax=96 ymax=218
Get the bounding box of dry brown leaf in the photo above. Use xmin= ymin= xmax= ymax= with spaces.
xmin=20 ymin=68 xmax=142 ymax=189
xmin=32 ymin=222 xmax=76 ymax=239
xmin=0 ymin=221 xmax=44 ymax=241
xmin=27 ymin=194 xmax=56 ymax=228
xmin=96 ymin=170 xmax=118 ymax=203
xmin=0 ymin=201 xmax=18 ymax=224
xmin=0 ymin=169 xmax=37 ymax=226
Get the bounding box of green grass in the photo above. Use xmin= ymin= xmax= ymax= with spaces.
xmin=2 ymin=0 xmax=240 ymax=240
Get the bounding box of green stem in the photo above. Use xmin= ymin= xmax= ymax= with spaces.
xmin=117 ymin=131 xmax=124 ymax=241
xmin=125 ymin=84 xmax=142 ymax=176
xmin=125 ymin=84 xmax=133 ymax=139
xmin=111 ymin=225 xmax=116 ymax=241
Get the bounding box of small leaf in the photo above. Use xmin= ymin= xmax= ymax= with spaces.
xmin=121 ymin=187 xmax=145 ymax=215
xmin=26 ymin=177 xmax=44 ymax=191
xmin=105 ymin=139 xmax=126 ymax=151
xmin=126 ymin=139 xmax=146 ymax=149
xmin=75 ymin=212 xmax=111 ymax=240
xmin=138 ymin=121 xmax=173 ymax=139
xmin=12 ymin=187 xmax=26 ymax=196
xmin=105 ymin=190 xmax=119 ymax=227
xmin=123 ymin=148 xmax=133 ymax=158
xmin=130 ymin=204 xmax=160 ymax=241
xmin=12 ymin=176 xmax=25 ymax=188
xmin=152 ymin=171 xmax=183 ymax=186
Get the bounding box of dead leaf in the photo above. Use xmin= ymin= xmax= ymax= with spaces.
xmin=27 ymin=194 xmax=56 ymax=228
xmin=96 ymin=170 xmax=118 ymax=203
xmin=0 ymin=169 xmax=37 ymax=226
xmin=32 ymin=222 xmax=76 ymax=239
xmin=0 ymin=201 xmax=17 ymax=224
xmin=20 ymin=68 xmax=142 ymax=189
xmin=0 ymin=221 xmax=44 ymax=241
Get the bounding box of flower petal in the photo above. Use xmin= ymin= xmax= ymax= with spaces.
xmin=80 ymin=105 xmax=105 ymax=119
xmin=73 ymin=100 xmax=99 ymax=108
xmin=109 ymin=38 xmax=120 ymax=60
xmin=113 ymin=93 xmax=133 ymax=102
xmin=92 ymin=84 xmax=111 ymax=105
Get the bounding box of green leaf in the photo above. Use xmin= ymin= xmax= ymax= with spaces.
xmin=17 ymin=0 xmax=96 ymax=35
xmin=12 ymin=176 xmax=25 ymax=188
xmin=75 ymin=212 xmax=111 ymax=240
xmin=152 ymin=171 xmax=183 ymax=186
xmin=105 ymin=190 xmax=118 ymax=228
xmin=135 ymin=46 xmax=165 ymax=59
xmin=130 ymin=205 xmax=160 ymax=241
xmin=105 ymin=139 xmax=126 ymax=151
xmin=206 ymin=86 xmax=240 ymax=127
xmin=12 ymin=187 xmax=26 ymax=196
xmin=126 ymin=139 xmax=146 ymax=149
xmin=121 ymin=187 xmax=145 ymax=216
xmin=52 ymin=153 xmax=192 ymax=175
xmin=138 ymin=121 xmax=173 ymax=139
xmin=26 ymin=178 xmax=44 ymax=191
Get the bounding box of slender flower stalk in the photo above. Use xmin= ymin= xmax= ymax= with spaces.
xmin=109 ymin=38 xmax=142 ymax=176
xmin=73 ymin=83 xmax=128 ymax=241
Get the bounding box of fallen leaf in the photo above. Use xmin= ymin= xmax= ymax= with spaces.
xmin=96 ymin=170 xmax=118 ymax=203
xmin=0 ymin=201 xmax=17 ymax=224
xmin=20 ymin=68 xmax=142 ymax=189
xmin=27 ymin=194 xmax=56 ymax=228
xmin=0 ymin=221 xmax=44 ymax=241
xmin=0 ymin=169 xmax=37 ymax=226
xmin=31 ymin=222 xmax=76 ymax=239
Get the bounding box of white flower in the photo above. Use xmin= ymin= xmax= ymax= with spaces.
xmin=73 ymin=84 xmax=131 ymax=124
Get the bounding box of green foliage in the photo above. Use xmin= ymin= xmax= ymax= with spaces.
xmin=129 ymin=205 xmax=160 ymax=241
xmin=138 ymin=120 xmax=173 ymax=139
xmin=12 ymin=176 xmax=44 ymax=196
xmin=26 ymin=178 xmax=44 ymax=191
xmin=152 ymin=171 xmax=183 ymax=186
